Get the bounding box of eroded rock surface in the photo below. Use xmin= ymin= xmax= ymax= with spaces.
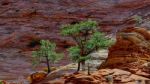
xmin=101 ymin=27 xmax=150 ymax=77
xmin=42 ymin=69 xmax=149 ymax=84
xmin=101 ymin=27 xmax=150 ymax=66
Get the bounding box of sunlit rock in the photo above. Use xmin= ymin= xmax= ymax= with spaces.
xmin=27 ymin=71 xmax=47 ymax=83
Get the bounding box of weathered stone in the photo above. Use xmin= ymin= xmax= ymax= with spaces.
xmin=27 ymin=71 xmax=47 ymax=84
xmin=101 ymin=27 xmax=150 ymax=68
xmin=53 ymin=69 xmax=149 ymax=84
xmin=100 ymin=27 xmax=150 ymax=78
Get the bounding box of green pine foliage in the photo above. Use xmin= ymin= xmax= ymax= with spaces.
xmin=61 ymin=20 xmax=113 ymax=72
xmin=32 ymin=40 xmax=63 ymax=73
xmin=132 ymin=15 xmax=143 ymax=26
xmin=68 ymin=46 xmax=80 ymax=62
xmin=61 ymin=20 xmax=97 ymax=36
xmin=68 ymin=46 xmax=91 ymax=63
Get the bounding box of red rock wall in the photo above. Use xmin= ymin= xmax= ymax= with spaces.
xmin=0 ymin=0 xmax=150 ymax=49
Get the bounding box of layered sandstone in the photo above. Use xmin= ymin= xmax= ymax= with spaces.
xmin=101 ymin=27 xmax=150 ymax=77
xmin=40 ymin=69 xmax=149 ymax=84
xmin=101 ymin=27 xmax=150 ymax=67
xmin=0 ymin=0 xmax=150 ymax=49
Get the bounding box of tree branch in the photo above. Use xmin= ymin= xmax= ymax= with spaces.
xmin=72 ymin=35 xmax=82 ymax=47
xmin=84 ymin=46 xmax=99 ymax=56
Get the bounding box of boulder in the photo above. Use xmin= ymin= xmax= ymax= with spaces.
xmin=100 ymin=27 xmax=150 ymax=77
xmin=27 ymin=71 xmax=47 ymax=84
xmin=101 ymin=27 xmax=150 ymax=68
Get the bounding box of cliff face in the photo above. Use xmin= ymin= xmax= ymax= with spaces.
xmin=0 ymin=0 xmax=150 ymax=49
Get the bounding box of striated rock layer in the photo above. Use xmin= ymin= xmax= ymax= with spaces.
xmin=0 ymin=0 xmax=150 ymax=49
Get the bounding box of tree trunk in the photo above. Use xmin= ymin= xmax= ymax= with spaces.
xmin=88 ymin=62 xmax=91 ymax=75
xmin=81 ymin=61 xmax=85 ymax=71
xmin=46 ymin=56 xmax=51 ymax=74
xmin=77 ymin=62 xmax=80 ymax=72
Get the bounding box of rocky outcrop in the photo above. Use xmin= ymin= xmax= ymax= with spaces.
xmin=101 ymin=27 xmax=150 ymax=67
xmin=27 ymin=71 xmax=47 ymax=84
xmin=43 ymin=69 xmax=150 ymax=84
xmin=26 ymin=27 xmax=150 ymax=84
xmin=101 ymin=27 xmax=150 ymax=77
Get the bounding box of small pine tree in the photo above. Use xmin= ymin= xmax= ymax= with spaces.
xmin=61 ymin=20 xmax=113 ymax=72
xmin=132 ymin=15 xmax=143 ymax=26
xmin=32 ymin=40 xmax=63 ymax=74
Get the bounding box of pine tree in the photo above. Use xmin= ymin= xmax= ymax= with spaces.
xmin=32 ymin=40 xmax=63 ymax=74
xmin=61 ymin=20 xmax=113 ymax=72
